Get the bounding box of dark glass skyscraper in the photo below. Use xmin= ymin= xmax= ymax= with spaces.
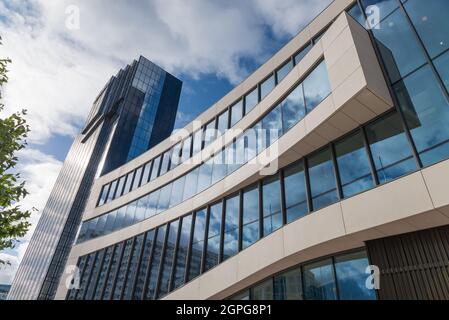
xmin=8 ymin=56 xmax=182 ymax=300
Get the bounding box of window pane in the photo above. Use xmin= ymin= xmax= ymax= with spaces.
xmin=262 ymin=176 xmax=282 ymax=236
xmin=366 ymin=112 xmax=416 ymax=183
xmin=242 ymin=185 xmax=260 ymax=249
xmin=262 ymin=105 xmax=283 ymax=147
xmin=183 ymin=168 xmax=199 ymax=201
xmin=145 ymin=225 xmax=166 ymax=300
xmin=159 ymin=152 xmax=171 ymax=176
xmin=303 ymin=60 xmax=331 ymax=113
xmin=156 ymin=183 xmax=173 ymax=214
xmin=170 ymin=142 xmax=182 ymax=169
xmin=372 ymin=8 xmax=426 ymax=83
xmin=93 ymin=246 xmax=113 ymax=300
xmin=158 ymin=220 xmax=179 ymax=298
xmin=204 ymin=120 xmax=217 ymax=148
xmin=113 ymin=207 xmax=126 ymax=231
xmin=122 ymin=235 xmax=144 ymax=300
xmin=123 ymin=172 xmax=134 ymax=195
xmin=277 ymin=60 xmax=294 ymax=83
xmin=308 ymin=147 xmax=339 ymax=211
xmin=188 ymin=209 xmax=206 ymax=280
xmin=435 ymin=51 xmax=449 ymax=92
xmin=244 ymin=129 xmax=258 ymax=163
xmin=150 ymin=156 xmax=161 ymax=181
xmin=260 ymin=74 xmax=275 ymax=100
xmin=197 ymin=160 xmax=213 ymax=193
xmin=108 ymin=180 xmax=119 ymax=203
xmin=361 ymin=0 xmax=398 ymax=22
xmin=169 ymin=176 xmax=186 ymax=208
xmin=226 ymin=142 xmax=239 ymax=174
xmin=103 ymin=242 xmax=123 ymax=300
xmin=347 ymin=3 xmax=366 ymax=27
xmin=404 ymin=0 xmax=449 ymax=58
xmin=245 ymin=87 xmax=258 ymax=114
xmin=231 ymin=291 xmax=250 ymax=300
xmin=395 ymin=65 xmax=449 ymax=167
xmin=147 ymin=189 xmax=160 ymax=218
xmin=131 ymin=167 xmax=143 ymax=191
xmin=112 ymin=239 xmax=133 ymax=300
xmin=282 ymin=84 xmax=306 ymax=132
xmin=104 ymin=211 xmax=117 ymax=234
xmin=211 ymin=150 xmax=227 ymax=184
xmin=335 ymin=131 xmax=375 ymax=198
xmin=141 ymin=161 xmax=152 ymax=185
xmin=173 ymin=215 xmax=193 ymax=290
xmin=192 ymin=130 xmax=203 ymax=155
xmin=134 ymin=196 xmax=148 ymax=223
xmin=98 ymin=184 xmax=110 ymax=206
xmin=284 ymin=161 xmax=308 ymax=223
xmin=303 ymin=259 xmax=337 ymax=300
xmin=182 ymin=136 xmax=193 ymax=162
xmin=294 ymin=44 xmax=312 ymax=65
xmin=123 ymin=202 xmax=137 ymax=227
xmin=204 ymin=202 xmax=222 ymax=271
xmin=115 ymin=175 xmax=126 ymax=198
xmin=223 ymin=195 xmax=239 ymax=260
xmin=217 ymin=110 xmax=229 ymax=136
xmin=252 ymin=279 xmax=274 ymax=300
xmin=335 ymin=251 xmax=377 ymax=300
xmin=133 ymin=230 xmax=154 ymax=299
xmin=274 ymin=268 xmax=303 ymax=300
xmin=230 ymin=100 xmax=244 ymax=127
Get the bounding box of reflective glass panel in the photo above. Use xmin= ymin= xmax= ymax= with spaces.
xmin=131 ymin=167 xmax=143 ymax=191
xmin=303 ymin=259 xmax=337 ymax=300
xmin=159 ymin=152 xmax=171 ymax=176
xmin=262 ymin=104 xmax=283 ymax=147
xmin=211 ymin=150 xmax=227 ymax=185
xmin=245 ymin=87 xmax=259 ymax=114
xmin=204 ymin=203 xmax=222 ymax=271
xmin=173 ymin=215 xmax=193 ymax=290
xmin=156 ymin=183 xmax=173 ymax=214
xmin=242 ymin=185 xmax=260 ymax=249
xmin=282 ymin=84 xmax=306 ymax=131
xmin=106 ymin=180 xmax=117 ymax=203
xmin=169 ymin=176 xmax=186 ymax=208
xmin=123 ymin=172 xmax=134 ymax=195
xmin=182 ymin=135 xmax=193 ymax=162
xmin=262 ymin=176 xmax=282 ymax=236
xmin=252 ymin=279 xmax=274 ymax=300
xmin=133 ymin=230 xmax=154 ymax=299
xmin=274 ymin=268 xmax=303 ymax=300
xmin=183 ymin=168 xmax=199 ymax=201
xmin=284 ymin=161 xmax=308 ymax=223
xmin=197 ymin=159 xmax=213 ymax=194
xmin=223 ymin=195 xmax=239 ymax=260
xmin=145 ymin=225 xmax=166 ymax=300
xmin=231 ymin=100 xmax=244 ymax=127
xmin=217 ymin=110 xmax=229 ymax=136
xmin=260 ymin=74 xmax=275 ymax=100
xmin=150 ymin=156 xmax=161 ymax=181
xmin=303 ymin=60 xmax=331 ymax=112
xmin=170 ymin=142 xmax=182 ymax=170
xmin=141 ymin=161 xmax=152 ymax=185
xmin=277 ymin=59 xmax=294 ymax=83
xmin=158 ymin=220 xmax=179 ymax=298
xmin=188 ymin=209 xmax=206 ymax=280
xmin=294 ymin=44 xmax=312 ymax=65
xmin=434 ymin=51 xmax=449 ymax=92
xmin=147 ymin=189 xmax=160 ymax=218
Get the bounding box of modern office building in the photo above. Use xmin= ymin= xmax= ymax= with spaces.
xmin=7 ymin=57 xmax=182 ymax=300
xmin=11 ymin=0 xmax=449 ymax=300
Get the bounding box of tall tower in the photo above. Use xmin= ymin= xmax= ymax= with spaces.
xmin=8 ymin=56 xmax=182 ymax=300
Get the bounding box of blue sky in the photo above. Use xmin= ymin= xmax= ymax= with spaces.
xmin=0 ymin=0 xmax=332 ymax=284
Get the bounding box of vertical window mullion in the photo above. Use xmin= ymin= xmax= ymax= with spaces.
xmin=130 ymin=232 xmax=148 ymax=298
xmin=238 ymin=190 xmax=243 ymax=252
xmin=330 ymin=143 xmax=344 ymax=201
xmin=279 ymin=170 xmax=287 ymax=226
xmin=200 ymin=207 xmax=211 ymax=275
xmin=168 ymin=220 xmax=182 ymax=293
xmin=119 ymin=238 xmax=136 ymax=300
xmin=219 ymin=199 xmax=226 ymax=263
xmin=184 ymin=212 xmax=196 ymax=284
xmin=361 ymin=126 xmax=380 ymax=186
xmin=154 ymin=224 xmax=170 ymax=300
xmin=141 ymin=230 xmax=157 ymax=300
xmin=109 ymin=243 xmax=125 ymax=300
xmin=331 ymin=256 xmax=341 ymax=300
xmin=258 ymin=181 xmax=264 ymax=240
xmin=303 ymin=158 xmax=313 ymax=213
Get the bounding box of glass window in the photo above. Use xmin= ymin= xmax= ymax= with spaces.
xmin=230 ymin=100 xmax=244 ymax=127
xmin=106 ymin=180 xmax=117 ymax=203
xmin=211 ymin=150 xmax=227 ymax=184
xmin=188 ymin=209 xmax=206 ymax=280
xmin=303 ymin=259 xmax=337 ymax=300
xmin=284 ymin=161 xmax=308 ymax=223
xmin=156 ymin=183 xmax=173 ymax=214
xmin=217 ymin=110 xmax=229 ymax=136
xmin=123 ymin=172 xmax=134 ymax=195
xmin=93 ymin=246 xmax=113 ymax=300
xmin=244 ymin=129 xmax=258 ymax=163
xmin=197 ymin=159 xmax=213 ymax=194
xmin=204 ymin=120 xmax=217 ymax=148
xmin=123 ymin=202 xmax=137 ymax=227
xmin=335 ymin=131 xmax=375 ymax=198
xmin=141 ymin=161 xmax=152 ymax=186
xmin=123 ymin=234 xmax=144 ymax=300
xmin=245 ymin=87 xmax=259 ymax=114
xmin=405 ymin=0 xmax=449 ymax=58
xmin=134 ymin=196 xmax=148 ymax=223
xmin=335 ymin=251 xmax=377 ymax=300
xmin=94 ymin=215 xmax=107 ymax=238
xmin=145 ymin=225 xmax=166 ymax=300
xmin=113 ymin=206 xmax=126 ymax=231
xmin=262 ymin=104 xmax=283 ymax=147
xmin=371 ymin=7 xmax=426 ymax=84
xmin=242 ymin=185 xmax=259 ymax=249
xmin=147 ymin=189 xmax=160 ymax=218
xmin=260 ymin=74 xmax=275 ymax=100
xmin=303 ymin=60 xmax=331 ymax=113
xmin=223 ymin=195 xmax=239 ymax=260
xmin=262 ymin=175 xmax=282 ymax=237
xmin=131 ymin=167 xmax=143 ymax=191
xmin=395 ymin=65 xmax=449 ymax=167
xmin=112 ymin=239 xmax=133 ymax=300
xmin=308 ymin=147 xmax=339 ymax=211
xmin=366 ymin=112 xmax=416 ymax=183
xmin=226 ymin=142 xmax=240 ymax=174
xmin=361 ymin=0 xmax=398 ymax=22
xmin=235 ymin=135 xmax=246 ymax=168
xmin=204 ymin=202 xmax=222 ymax=271
xmin=252 ymin=279 xmax=274 ymax=300
xmin=294 ymin=43 xmax=311 ymax=65
xmin=133 ymin=230 xmax=154 ymax=299
xmin=170 ymin=142 xmax=182 ymax=170
xmin=183 ymin=168 xmax=199 ymax=201
xmin=192 ymin=130 xmax=203 ymax=155
xmin=274 ymin=268 xmax=303 ymax=300
xmin=435 ymin=51 xmax=449 ymax=92
xmin=277 ymin=59 xmax=294 ymax=83
xmin=104 ymin=210 xmax=117 ymax=234
xmin=281 ymin=84 xmax=306 ymax=132
xmin=115 ymin=175 xmax=126 ymax=198
xmin=159 ymin=151 xmax=171 ymax=176
xmin=102 ymin=242 xmax=123 ymax=300
xmin=173 ymin=215 xmax=193 ymax=290
xmin=158 ymin=220 xmax=179 ymax=298
xmin=150 ymin=156 xmax=161 ymax=181
xmin=347 ymin=3 xmax=366 ymax=27
xmin=98 ymin=184 xmax=110 ymax=206
xmin=169 ymin=176 xmax=186 ymax=208
xmin=182 ymin=136 xmax=193 ymax=162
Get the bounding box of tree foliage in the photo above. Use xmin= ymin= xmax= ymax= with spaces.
xmin=0 ymin=36 xmax=33 ymax=265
